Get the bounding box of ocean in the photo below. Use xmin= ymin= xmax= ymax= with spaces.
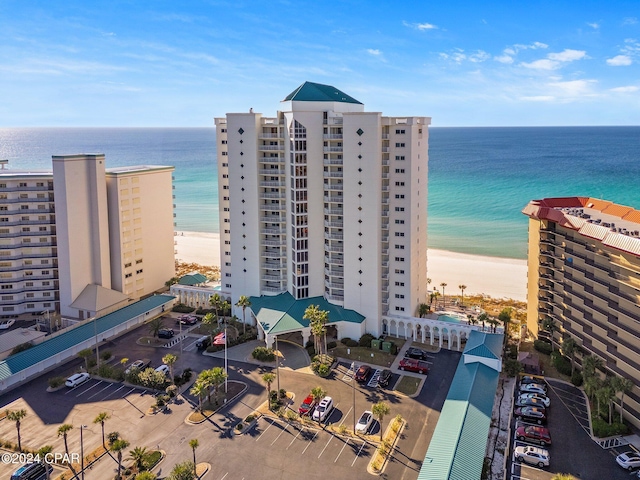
xmin=1 ymin=126 xmax=639 ymax=260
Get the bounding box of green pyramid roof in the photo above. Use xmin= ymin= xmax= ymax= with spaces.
xmin=283 ymin=81 xmax=363 ymax=104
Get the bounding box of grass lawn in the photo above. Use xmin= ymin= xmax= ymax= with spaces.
xmin=394 ymin=376 xmax=422 ymax=396
xmin=329 ymin=345 xmax=397 ymax=368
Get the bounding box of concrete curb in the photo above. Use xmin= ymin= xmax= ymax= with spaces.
xmin=367 ymin=418 xmax=406 ymax=475
xmin=184 ymin=380 xmax=248 ymax=425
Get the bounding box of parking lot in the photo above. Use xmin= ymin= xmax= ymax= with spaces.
xmin=508 ymin=377 xmax=633 ymax=480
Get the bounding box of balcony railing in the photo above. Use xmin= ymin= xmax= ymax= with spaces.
xmin=324 ymin=220 xmax=344 ymax=228
xmin=324 ymin=183 xmax=343 ymax=191
xmin=258 ymin=145 xmax=284 ymax=151
xmin=323 ymin=147 xmax=343 ymax=153
xmin=324 ymin=208 xmax=344 ymax=215
xmin=323 ymin=159 xmax=343 ymax=166
xmin=259 ymin=169 xmax=285 ymax=175
xmin=259 ymin=156 xmax=285 ymax=163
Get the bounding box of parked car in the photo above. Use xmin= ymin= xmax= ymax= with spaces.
xmin=196 ymin=335 xmax=211 ymax=349
xmin=404 ymin=347 xmax=428 ymax=360
xmin=616 ymin=451 xmax=640 ymax=470
xmin=519 ymin=375 xmax=545 ymax=386
xmin=155 ymin=365 xmax=170 ymax=376
xmin=398 ymin=358 xmax=429 ymax=374
xmin=519 ymin=383 xmax=548 ymax=396
xmin=355 ymin=365 xmax=372 ymax=383
xmin=298 ymin=394 xmax=317 ymax=416
xmin=158 ymin=328 xmax=175 ymax=339
xmin=0 ymin=318 xmax=16 ymax=329
xmin=514 ymin=445 xmax=550 ymax=468
xmin=312 ymin=396 xmax=334 ymax=422
xmin=518 ymin=393 xmax=550 ymax=408
xmin=515 ymin=396 xmax=548 ymax=410
xmin=514 ymin=406 xmax=547 ymax=424
xmin=177 ymin=315 xmax=198 ymax=325
xmin=378 ymin=369 xmax=393 ymax=388
xmin=355 ymin=410 xmax=374 ymax=434
xmin=65 ymin=372 xmax=90 ymax=388
xmin=126 ymin=359 xmax=151 ymax=374
xmin=515 ymin=425 xmax=552 ymax=446
xmin=10 ymin=462 xmax=53 ymax=480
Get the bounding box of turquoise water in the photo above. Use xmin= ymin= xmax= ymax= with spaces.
xmin=437 ymin=315 xmax=466 ymax=324
xmin=1 ymin=126 xmax=639 ymax=260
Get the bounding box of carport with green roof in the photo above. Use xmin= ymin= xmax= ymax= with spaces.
xmin=0 ymin=294 xmax=175 ymax=392
xmin=249 ymin=292 xmax=366 ymax=347
xmin=418 ymin=330 xmax=503 ymax=480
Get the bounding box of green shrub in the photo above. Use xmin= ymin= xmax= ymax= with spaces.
xmin=88 ymin=358 xmax=97 ymax=369
xmin=592 ymin=417 xmax=628 ymax=437
xmin=11 ymin=342 xmax=34 ymax=355
xmin=504 ymin=359 xmax=523 ymax=377
xmin=359 ymin=333 xmax=375 ymax=347
xmin=305 ymin=339 xmax=314 ymax=348
xmin=101 ymin=350 xmax=112 ymax=361
xmin=195 ymin=307 xmax=214 ymax=315
xmin=507 ymin=344 xmax=518 ymax=360
xmin=533 ymin=340 xmax=552 ymax=355
xmin=236 ymin=423 xmax=244 ymax=431
xmin=315 ymin=363 xmax=330 ymax=377
xmin=244 ymin=414 xmax=256 ymax=423
xmin=346 ymin=339 xmax=358 ymax=347
xmin=252 ymin=346 xmax=275 ymax=362
xmin=306 ymin=346 xmax=315 ymax=356
xmin=144 ymin=450 xmax=162 ymax=470
xmin=279 ymin=388 xmax=287 ymax=398
xmin=571 ymin=371 xmax=583 ymax=386
xmin=551 ymin=352 xmax=572 ymax=376
xmin=340 ymin=337 xmax=352 ymax=345
xmin=269 ymin=390 xmax=278 ymax=401
xmin=107 ymin=432 xmax=120 ymax=445
xmin=172 ymin=304 xmax=195 ymax=313
xmin=182 ymin=368 xmax=193 ymax=382
xmin=48 ymin=376 xmax=65 ymax=388
xmin=327 ymin=341 xmax=337 ymax=350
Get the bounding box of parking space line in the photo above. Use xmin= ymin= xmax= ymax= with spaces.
xmin=318 ymin=434 xmax=334 ymax=458
xmin=87 ymin=383 xmax=114 ymax=400
xmin=76 ymin=380 xmax=104 ymax=397
xmin=219 ymin=473 xmax=228 ymax=480
xmin=120 ymin=387 xmax=137 ymax=398
xmin=341 ymin=406 xmax=353 ymax=426
xmin=335 ymin=439 xmax=349 ymax=463
xmin=102 ymin=384 xmax=126 ymax=400
xmin=286 ymin=427 xmax=304 ymax=449
xmin=352 ymin=441 xmax=366 ymax=467
xmin=301 ymin=431 xmax=318 ymax=455
xmin=256 ymin=418 xmax=276 ymax=442
xmin=270 ymin=423 xmax=289 ymax=446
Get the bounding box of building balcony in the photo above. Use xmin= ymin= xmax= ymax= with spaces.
xmin=260 ymin=192 xmax=286 ymax=200
xmin=259 ymin=180 xmax=286 ymax=187
xmin=1 ymin=197 xmax=54 ymax=204
xmin=381 ymin=147 xmax=390 ymax=153
xmin=325 ymin=244 xmax=343 ymax=253
xmin=0 ymin=185 xmax=52 ymax=192
xmin=258 ymin=145 xmax=284 ymax=151
xmin=324 ymin=220 xmax=344 ymax=228
xmin=381 ymin=173 xmax=389 ymax=179
xmin=259 ymin=169 xmax=285 ymax=175
xmin=381 ymin=209 xmax=389 ymax=217
xmin=260 ymin=215 xmax=284 ymax=223
xmin=381 ymin=248 xmax=389 ymax=255
xmin=323 ymin=172 xmax=343 ymax=179
xmin=324 ymin=232 xmax=344 ymax=240
xmin=262 ymin=227 xmax=286 ymax=234
xmin=323 ymin=117 xmax=343 ymax=125
xmin=326 ymin=294 xmax=344 ymax=302
xmin=261 ymin=274 xmax=284 ymax=282
xmin=325 ymin=280 xmax=344 ymax=289
xmin=259 ymin=156 xmax=285 ymax=163
xmin=324 ymin=208 xmax=344 ymax=216
xmin=261 ymin=239 xmax=286 ymax=246
xmin=324 ymin=267 xmax=344 ymax=277
xmin=323 ymin=195 xmax=343 ymax=203
xmin=263 ymin=261 xmax=286 ymax=269
xmin=262 ymin=286 xmax=285 ymax=294
xmin=324 ymin=183 xmax=343 ymax=191
xmin=259 ymin=132 xmax=284 ymax=139
xmin=323 ymin=159 xmax=343 ymax=166
xmin=381 ymin=235 xmax=389 ymax=243
xmin=323 ymin=134 xmax=343 ymax=140
xmin=381 ymin=186 xmax=389 ymax=191
xmin=325 ymin=255 xmax=344 ymax=265
xmin=323 ymin=147 xmax=343 ymax=153
xmin=381 ymin=197 xmax=389 ymax=204
xmin=262 ymin=250 xmax=285 ymax=259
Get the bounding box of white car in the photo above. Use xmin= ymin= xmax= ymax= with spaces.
xmin=65 ymin=372 xmax=90 ymax=388
xmin=518 ymin=393 xmax=551 ymax=408
xmin=617 ymin=451 xmax=640 ymax=470
xmin=355 ymin=410 xmax=373 ymax=434
xmin=155 ymin=365 xmax=170 ymax=376
xmin=312 ymin=396 xmax=334 ymax=422
xmin=0 ymin=319 xmax=16 ymax=329
xmin=519 ymin=384 xmax=547 ymax=396
xmin=514 ymin=445 xmax=550 ymax=467
xmin=125 ymin=359 xmax=151 ymax=375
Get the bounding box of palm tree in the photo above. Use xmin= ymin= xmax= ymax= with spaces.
xmin=540 ymin=317 xmax=558 ymax=351
xmin=583 ymin=376 xmax=601 ymax=402
xmin=439 ymin=282 xmax=447 ymax=308
xmin=208 ymin=367 xmax=227 ymax=403
xmin=582 ymin=354 xmax=604 ymax=380
xmin=418 ymin=303 xmax=429 ymax=318
xmin=429 ymin=291 xmax=439 ymax=308
xmin=162 ymin=353 xmax=178 ymax=384
xmin=93 ymin=412 xmax=110 ymax=447
xmin=311 ymin=386 xmax=326 ymax=405
xmin=134 ymin=472 xmax=157 ymax=480
xmin=168 ymin=461 xmax=196 ymax=480
xmin=128 ymin=446 xmax=148 ymax=472
xmin=596 ymin=384 xmax=615 ymax=424
xmin=372 ymin=402 xmax=391 ymax=441
xmin=189 ymin=439 xmax=199 ymax=476
xmin=611 ymin=376 xmax=634 ymax=423
xmin=221 ymin=300 xmax=231 ymax=324
xmin=561 ymin=337 xmax=577 ymax=375
xmin=467 ymin=314 xmax=478 ymax=326
xmin=262 ymin=372 xmax=276 ymax=409
xmin=477 ymin=312 xmax=488 ymax=331
xmin=209 ymin=293 xmax=224 ymax=323
xmin=487 ymin=317 xmax=499 ymax=333
xmin=78 ymin=348 xmax=93 ymax=371
xmin=201 ymin=312 xmax=217 ymax=345
xmin=57 ymin=424 xmax=73 ymax=457
xmin=551 ymin=474 xmax=576 ymax=480
xmin=6 ymin=409 xmax=27 ymax=451
xmin=235 ymin=295 xmax=252 ymax=335
xmin=458 ymin=284 xmax=467 ymax=307
xmin=498 ymin=308 xmax=512 ymax=344
xmin=197 ymin=369 xmax=215 ymax=405
xmin=111 ymin=438 xmax=130 ymax=480
xmin=304 ymin=305 xmax=329 ymax=355
xmin=190 ymin=381 xmax=207 ymax=412
xmin=148 ymin=317 xmax=163 ymax=338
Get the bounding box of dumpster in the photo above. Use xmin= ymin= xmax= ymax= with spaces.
xmin=371 ymin=339 xmax=382 ymax=350
xmin=381 ymin=341 xmax=397 ymax=354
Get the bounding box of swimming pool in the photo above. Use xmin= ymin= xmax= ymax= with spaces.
xmin=437 ymin=313 xmax=469 ymax=324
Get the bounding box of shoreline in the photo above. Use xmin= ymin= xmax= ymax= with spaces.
xmin=174 ymin=231 xmax=527 ymax=301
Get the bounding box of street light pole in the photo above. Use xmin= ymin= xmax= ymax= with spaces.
xmin=275 ymin=335 xmax=280 ymax=394
xmin=352 ymin=363 xmax=356 ymax=434
xmin=93 ymin=316 xmax=100 ymax=369
xmin=80 ymin=425 xmax=87 ymax=480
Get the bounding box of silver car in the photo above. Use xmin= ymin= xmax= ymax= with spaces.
xmin=514 ymin=445 xmax=550 ymax=467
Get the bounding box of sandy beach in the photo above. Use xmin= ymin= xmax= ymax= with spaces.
xmin=174 ymin=231 xmax=527 ymax=301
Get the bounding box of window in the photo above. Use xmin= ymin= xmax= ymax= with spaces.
xmin=25 ymin=282 xmax=33 ymax=287
xmin=136 ymin=259 xmax=142 ymax=264
xmin=395 ymin=306 xmax=405 ymax=311
xmin=395 ymin=182 xmax=405 ymax=187
xmin=395 ymin=155 xmax=405 ymax=161
xmin=394 ymin=257 xmax=405 ymax=262
xmin=222 ymin=151 xmax=228 ymax=156
xmin=43 ymin=292 xmax=50 ymax=297
xmin=395 ymin=281 xmax=405 ymax=286
xmin=395 ymin=207 xmax=405 ymax=212
xmin=225 ymin=251 xmax=230 ymax=256
xmin=26 ymin=303 xmax=34 ymax=309
xmin=395 ymin=232 xmax=405 ymax=237
xmin=42 ymin=270 xmax=49 ymax=275
xmin=395 ymin=245 xmax=405 ymax=249
xmin=221 ymin=140 xmax=227 ymax=144
xmin=2 ymin=307 xmax=14 ymax=312
xmin=395 ymin=219 xmax=405 ymax=224
xmin=395 ymin=194 xmax=405 ymax=199
xmin=222 ymin=163 xmax=228 ymax=167
xmin=124 ymin=262 xmax=132 ymax=268
xmin=40 ymin=260 xmax=49 ymax=265
xmin=394 ymin=269 xmax=405 ymax=274
xmin=225 ymin=283 xmax=231 ymax=288
xmin=19 ymin=182 xmax=27 ymax=187
xmin=136 ymin=269 xmax=143 ymax=274
xmin=0 ymin=206 xmax=6 ymax=211
xmin=22 ymin=227 xmax=30 ymax=232
xmin=42 ymin=281 xmax=50 ymax=286
xmin=225 ymin=273 xmax=231 ymax=277
xmin=26 ymin=293 xmax=34 ymax=298
xmin=395 ymin=129 xmax=405 ymax=134
xmin=21 ymin=205 xmax=29 ymax=210
xmin=221 ymin=128 xmax=227 ymax=133
xmin=43 ymin=303 xmax=51 ymax=307
xmin=1 ymin=285 xmax=12 ymax=290
xmin=395 ymin=169 xmax=405 ymax=174
xmin=125 ymin=273 xmax=132 ymax=278
xmin=395 ymin=143 xmax=405 ymax=148
xmin=395 ymin=294 xmax=405 ymax=299
xmin=1 ymin=295 xmax=13 ymax=300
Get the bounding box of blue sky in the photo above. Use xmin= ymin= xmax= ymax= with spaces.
xmin=1 ymin=0 xmax=639 ymax=127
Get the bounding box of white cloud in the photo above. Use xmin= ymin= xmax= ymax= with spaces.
xmin=367 ymin=49 xmax=381 ymax=56
xmin=610 ymin=86 xmax=638 ymax=93
xmin=403 ymin=21 xmax=438 ymax=30
xmin=587 ymin=22 xmax=600 ymax=30
xmin=521 ymin=59 xmax=559 ymax=70
xmin=469 ymin=50 xmax=490 ymax=62
xmin=607 ymin=55 xmax=632 ymax=66
xmin=494 ymin=54 xmax=514 ymax=64
xmin=504 ymin=48 xmax=516 ymax=55
xmin=548 ymin=79 xmax=597 ymax=97
xmin=514 ymin=42 xmax=548 ymax=51
xmin=623 ymin=17 xmax=638 ymax=25
xmin=439 ymin=49 xmax=488 ymax=64
xmin=520 ymin=95 xmax=556 ymax=102
xmin=548 ymin=49 xmax=586 ymax=62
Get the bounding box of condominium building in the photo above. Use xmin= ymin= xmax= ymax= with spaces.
xmin=215 ymin=81 xmax=430 ymax=341
xmin=523 ymin=196 xmax=640 ymax=428
xmin=0 ymin=155 xmax=175 ymax=320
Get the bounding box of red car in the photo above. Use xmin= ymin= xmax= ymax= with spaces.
xmin=176 ymin=315 xmax=198 ymax=325
xmin=516 ymin=425 xmax=552 ymax=446
xmin=355 ymin=365 xmax=371 ymax=383
xmin=298 ymin=394 xmax=316 ymax=416
xmin=398 ymin=358 xmax=429 ymax=374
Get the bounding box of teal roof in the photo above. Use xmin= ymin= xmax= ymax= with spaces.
xmin=249 ymin=292 xmax=365 ymax=335
xmin=0 ymin=295 xmax=175 ymax=383
xmin=283 ymin=81 xmax=363 ymax=104
xmin=464 ymin=330 xmax=503 ymax=360
xmin=418 ymin=330 xmax=502 ymax=480
xmin=178 ymin=273 xmax=208 ymax=286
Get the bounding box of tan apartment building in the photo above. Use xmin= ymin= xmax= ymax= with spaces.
xmin=0 ymin=155 xmax=175 ymax=320
xmin=523 ymin=196 xmax=640 ymax=428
